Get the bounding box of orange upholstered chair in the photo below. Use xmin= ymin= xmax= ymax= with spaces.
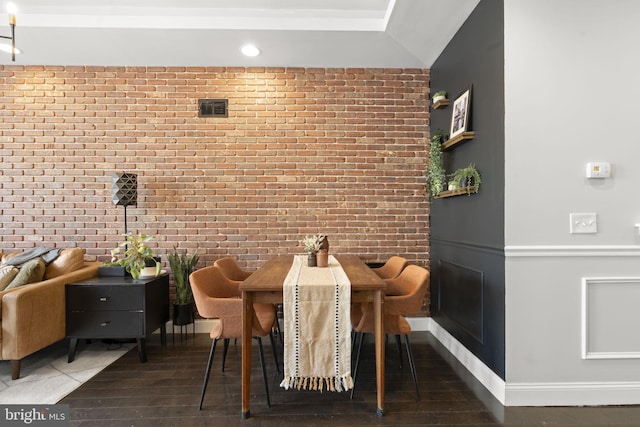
xmin=213 ymin=257 xmax=253 ymax=281
xmin=351 ymin=264 xmax=430 ymax=401
xmin=190 ymin=265 xmax=278 ymax=409
xmin=370 ymin=256 xmax=408 ymax=281
xmin=215 ymin=256 xmax=283 ymax=342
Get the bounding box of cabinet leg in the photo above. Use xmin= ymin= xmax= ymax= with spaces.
xmin=136 ymin=338 xmax=147 ymax=362
xmin=160 ymin=324 xmax=167 ymax=345
xmin=68 ymin=338 xmax=79 ymax=363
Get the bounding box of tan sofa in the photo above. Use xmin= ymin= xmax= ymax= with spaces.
xmin=0 ymin=248 xmax=101 ymax=379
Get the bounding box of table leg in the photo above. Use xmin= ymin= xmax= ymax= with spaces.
xmin=374 ymin=289 xmax=385 ymax=416
xmin=242 ymin=291 xmax=254 ymax=419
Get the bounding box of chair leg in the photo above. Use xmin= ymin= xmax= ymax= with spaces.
xmin=269 ymin=330 xmax=281 ymax=373
xmin=404 ymin=334 xmax=420 ymax=402
xmin=199 ymin=339 xmax=218 ymax=410
xmin=255 ymin=337 xmax=271 ymax=407
xmin=274 ymin=311 xmax=283 ymax=342
xmin=222 ymin=338 xmax=230 ymax=372
xmin=350 ymin=332 xmax=365 ymax=400
xmin=395 ymin=334 xmax=403 ymax=368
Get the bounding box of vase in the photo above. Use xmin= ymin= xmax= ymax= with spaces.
xmin=316 ymin=249 xmax=329 ymax=268
xmin=320 ymin=235 xmax=329 ymax=251
xmin=307 ymin=253 xmax=317 ymax=267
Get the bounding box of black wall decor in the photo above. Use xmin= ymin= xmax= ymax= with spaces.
xmin=112 ymin=172 xmax=137 ymax=207
xmin=112 ymin=172 xmax=138 ymax=235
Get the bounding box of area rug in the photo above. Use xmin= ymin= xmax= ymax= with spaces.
xmin=0 ymin=340 xmax=133 ymax=404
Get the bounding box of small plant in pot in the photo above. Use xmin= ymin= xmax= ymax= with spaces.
xmin=451 ymin=163 xmax=482 ymax=195
xmin=301 ymin=234 xmax=325 ymax=267
xmin=106 ymin=232 xmax=160 ymax=279
xmin=167 ymin=247 xmax=199 ymax=327
xmin=432 ymin=90 xmax=448 ymax=104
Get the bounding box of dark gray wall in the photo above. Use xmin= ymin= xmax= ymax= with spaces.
xmin=429 ymin=0 xmax=505 ymax=379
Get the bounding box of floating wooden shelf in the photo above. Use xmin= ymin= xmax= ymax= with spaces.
xmin=441 ymin=131 xmax=475 ymax=150
xmin=434 ymin=186 xmax=479 ymax=199
xmin=433 ymin=99 xmax=449 ymax=109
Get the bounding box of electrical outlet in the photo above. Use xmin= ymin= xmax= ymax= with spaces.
xmin=570 ymin=213 xmax=597 ymax=234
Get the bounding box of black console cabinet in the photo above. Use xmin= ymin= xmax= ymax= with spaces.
xmin=65 ymin=274 xmax=169 ymax=363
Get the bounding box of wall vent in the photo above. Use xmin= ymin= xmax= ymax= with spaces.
xmin=198 ymin=98 xmax=228 ymax=118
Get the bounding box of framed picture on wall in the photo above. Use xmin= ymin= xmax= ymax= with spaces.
xmin=450 ymin=87 xmax=472 ymax=139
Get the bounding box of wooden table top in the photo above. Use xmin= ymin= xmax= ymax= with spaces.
xmin=239 ymin=254 xmax=386 ymax=293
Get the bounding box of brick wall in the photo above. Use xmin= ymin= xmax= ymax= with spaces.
xmin=0 ymin=65 xmax=430 ymax=280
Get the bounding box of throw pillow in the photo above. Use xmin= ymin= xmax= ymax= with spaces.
xmin=5 ymin=258 xmax=46 ymax=290
xmin=44 ymin=248 xmax=85 ymax=280
xmin=0 ymin=265 xmax=19 ymax=291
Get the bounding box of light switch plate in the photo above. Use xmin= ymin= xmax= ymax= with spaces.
xmin=570 ymin=213 xmax=597 ymax=234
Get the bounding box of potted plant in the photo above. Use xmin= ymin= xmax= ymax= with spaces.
xmin=167 ymin=247 xmax=199 ymax=326
xmin=432 ymin=90 xmax=448 ymax=104
xmin=301 ymin=234 xmax=325 ymax=267
xmin=451 ymin=163 xmax=482 ymax=194
xmin=105 ymin=232 xmax=160 ymax=279
xmin=426 ymin=129 xmax=447 ymax=198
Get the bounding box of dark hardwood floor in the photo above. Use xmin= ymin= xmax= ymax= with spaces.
xmin=61 ymin=331 xmax=640 ymax=426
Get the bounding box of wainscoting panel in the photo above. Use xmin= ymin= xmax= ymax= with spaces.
xmin=430 ymin=239 xmax=505 ymax=379
xmin=439 ymin=260 xmax=484 ymax=343
xmin=582 ymin=277 xmax=640 ymax=359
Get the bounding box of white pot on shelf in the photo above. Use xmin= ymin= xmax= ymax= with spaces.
xmin=433 ymin=95 xmax=446 ymax=104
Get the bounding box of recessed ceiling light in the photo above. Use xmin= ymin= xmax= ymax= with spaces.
xmin=241 ymin=44 xmax=260 ymax=57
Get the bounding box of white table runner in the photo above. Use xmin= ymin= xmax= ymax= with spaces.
xmin=280 ymin=255 xmax=353 ymax=392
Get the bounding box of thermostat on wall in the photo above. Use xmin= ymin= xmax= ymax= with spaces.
xmin=586 ymin=162 xmax=611 ymax=179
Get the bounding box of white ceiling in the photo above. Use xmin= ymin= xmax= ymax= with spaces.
xmin=1 ymin=0 xmax=480 ymax=67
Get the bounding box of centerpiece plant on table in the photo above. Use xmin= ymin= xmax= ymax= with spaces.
xmin=301 ymin=234 xmax=326 ymax=267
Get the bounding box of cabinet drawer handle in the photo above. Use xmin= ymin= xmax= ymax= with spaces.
xmin=99 ymin=297 xmax=109 ymax=302
xmin=100 ymin=321 xmax=110 ymax=327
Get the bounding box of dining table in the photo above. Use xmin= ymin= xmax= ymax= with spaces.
xmin=239 ymin=254 xmax=387 ymax=419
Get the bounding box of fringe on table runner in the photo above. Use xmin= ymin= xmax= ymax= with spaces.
xmin=279 ymin=375 xmax=354 ymax=392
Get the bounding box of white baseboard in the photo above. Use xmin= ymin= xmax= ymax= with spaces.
xmin=506 ymin=381 xmax=640 ymax=406
xmin=427 ymin=318 xmax=506 ymax=404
